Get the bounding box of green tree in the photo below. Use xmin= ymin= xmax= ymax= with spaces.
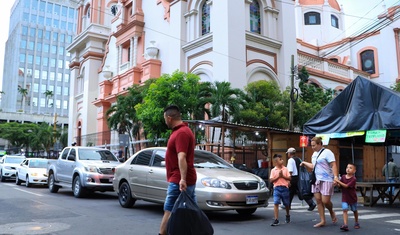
xmin=136 ymin=71 xmax=206 ymax=140
xmin=237 ymin=80 xmax=287 ymax=128
xmin=390 ymin=82 xmax=400 ymax=93
xmin=43 ymin=90 xmax=54 ymax=109
xmin=17 ymin=86 xmax=28 ymax=110
xmin=202 ymin=81 xmax=246 ymax=122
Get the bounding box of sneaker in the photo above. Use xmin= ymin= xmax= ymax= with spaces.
xmin=271 ymin=219 xmax=280 ymax=226
xmin=285 ymin=215 xmax=291 ymax=223
xmin=340 ymin=225 xmax=349 ymax=231
xmin=307 ymin=203 xmax=316 ymax=211
xmin=354 ymin=223 xmax=360 ymax=229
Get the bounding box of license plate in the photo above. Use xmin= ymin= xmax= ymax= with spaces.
xmin=246 ymin=195 xmax=258 ymax=205
xmin=109 ymin=178 xmax=113 ymax=183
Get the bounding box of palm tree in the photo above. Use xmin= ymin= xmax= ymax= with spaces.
xmin=17 ymin=86 xmax=28 ymax=111
xmin=43 ymin=90 xmax=54 ymax=109
xmin=204 ymin=81 xmax=246 ymax=122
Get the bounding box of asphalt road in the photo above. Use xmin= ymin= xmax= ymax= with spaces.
xmin=1 ymin=181 xmax=400 ymax=235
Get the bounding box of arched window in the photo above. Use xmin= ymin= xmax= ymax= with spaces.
xmin=360 ymin=50 xmax=375 ymax=74
xmin=201 ymin=2 xmax=210 ymax=35
xmin=331 ymin=15 xmax=339 ymax=28
xmin=329 ymin=58 xmax=339 ymax=63
xmin=304 ymin=12 xmax=320 ymax=25
xmin=250 ymin=0 xmax=261 ymax=33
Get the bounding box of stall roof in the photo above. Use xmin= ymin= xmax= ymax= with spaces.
xmin=303 ymin=76 xmax=400 ymax=135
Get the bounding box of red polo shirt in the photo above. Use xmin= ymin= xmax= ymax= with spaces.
xmin=165 ymin=122 xmax=197 ymax=185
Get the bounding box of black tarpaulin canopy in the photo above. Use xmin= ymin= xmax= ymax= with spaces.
xmin=303 ymin=76 xmax=400 ymax=135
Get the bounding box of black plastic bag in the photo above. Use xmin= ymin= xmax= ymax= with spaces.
xmin=298 ymin=166 xmax=313 ymax=201
xmin=167 ymin=191 xmax=214 ymax=235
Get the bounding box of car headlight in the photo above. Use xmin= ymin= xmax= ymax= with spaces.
xmin=201 ymin=177 xmax=231 ymax=189
xmin=4 ymin=166 xmax=12 ymax=170
xmin=260 ymin=180 xmax=266 ymax=189
xmin=84 ymin=166 xmax=99 ymax=173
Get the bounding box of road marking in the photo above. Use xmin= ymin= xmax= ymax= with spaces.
xmin=352 ymin=213 xmax=400 ymax=219
xmin=14 ymin=187 xmax=43 ymax=196
xmin=387 ymin=220 xmax=400 ymax=224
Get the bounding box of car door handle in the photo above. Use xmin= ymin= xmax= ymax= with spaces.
xmin=148 ymin=169 xmax=154 ymax=173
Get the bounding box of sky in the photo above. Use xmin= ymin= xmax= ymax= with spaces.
xmin=0 ymin=0 xmax=398 ymax=92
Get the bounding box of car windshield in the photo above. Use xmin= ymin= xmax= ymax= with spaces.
xmin=78 ymin=149 xmax=118 ymax=161
xmin=194 ymin=151 xmax=232 ymax=169
xmin=29 ymin=159 xmax=48 ymax=168
xmin=5 ymin=157 xmax=25 ymax=164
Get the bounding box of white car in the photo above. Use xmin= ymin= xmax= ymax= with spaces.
xmin=16 ymin=158 xmax=48 ymax=187
xmin=0 ymin=155 xmax=26 ymax=182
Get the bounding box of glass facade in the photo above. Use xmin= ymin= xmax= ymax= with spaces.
xmin=1 ymin=0 xmax=77 ymax=115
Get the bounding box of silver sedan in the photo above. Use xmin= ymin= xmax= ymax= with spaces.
xmin=113 ymin=147 xmax=270 ymax=215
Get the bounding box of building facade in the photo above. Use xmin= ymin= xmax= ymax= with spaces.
xmin=0 ymin=0 xmax=78 ymax=126
xmin=67 ymin=0 xmax=400 ymax=149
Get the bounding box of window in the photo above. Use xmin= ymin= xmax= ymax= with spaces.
xmin=45 ymin=31 xmax=51 ymax=40
xmin=305 ymin=12 xmax=321 ymax=25
xmin=34 ymin=70 xmax=40 ymax=78
xmin=64 ymin=87 xmax=68 ymax=95
xmin=329 ymin=58 xmax=339 ymax=63
xmin=62 ymin=6 xmax=68 ymax=17
xmin=58 ymin=60 xmax=63 ymax=69
xmin=46 ymin=18 xmax=51 ymax=26
xmin=53 ymin=32 xmax=58 ymax=41
xmin=68 ymin=22 xmax=73 ymax=31
xmin=35 ymin=56 xmax=41 ymax=65
xmin=60 ymin=21 xmax=66 ymax=30
xmin=38 ymin=16 xmax=44 ymax=25
xmin=28 ymin=55 xmax=33 ymax=64
xmin=65 ymin=74 xmax=69 ymax=82
xmin=20 ymin=54 xmax=26 ymax=63
xmin=56 ymin=86 xmax=61 ymax=95
xmin=131 ymin=150 xmax=152 ymax=165
xmin=53 ymin=19 xmax=59 ymax=28
xmin=40 ymin=98 xmax=46 ymax=107
xmin=201 ymin=2 xmax=210 ymax=35
xmin=57 ymin=73 xmax=62 ymax=81
xmin=28 ymin=41 xmax=34 ymax=50
xmin=59 ymin=46 xmax=64 ymax=55
xmin=50 ymin=59 xmax=56 ymax=67
xmin=42 ymin=71 xmax=47 ymax=79
xmin=43 ymin=44 xmax=49 ymax=53
xmin=63 ymin=100 xmax=68 ymax=109
xmin=23 ymin=13 xmax=29 ymax=22
xmin=50 ymin=72 xmax=55 ymax=81
xmin=152 ymin=150 xmax=166 ymax=167
xmin=37 ymin=43 xmax=42 ymax=52
xmin=38 ymin=29 xmax=43 ymax=38
xmin=40 ymin=1 xmax=46 ymax=12
xmin=250 ymin=1 xmax=261 ymax=33
xmin=54 ymin=4 xmax=60 ymax=15
xmin=331 ymin=15 xmax=339 ymax=28
xmin=33 ymin=97 xmax=37 ymax=106
xmin=31 ymin=14 xmax=37 ymax=24
xmin=68 ymin=8 xmax=75 ymax=18
xmin=60 ymin=34 xmax=65 ymax=42
xmin=22 ymin=26 xmax=28 ymax=35
xmin=34 ymin=84 xmax=39 ymax=92
xmin=20 ymin=40 xmax=27 ymax=49
xmin=32 ymin=0 xmax=38 ymax=10
xmin=67 ymin=35 xmax=72 ymax=43
xmin=30 ymin=28 xmax=36 ymax=37
xmin=51 ymin=45 xmax=57 ymax=54
xmin=43 ymin=57 xmax=48 ymax=66
xmin=360 ymin=50 xmax=375 ymax=74
xmin=24 ymin=0 xmax=30 ymax=8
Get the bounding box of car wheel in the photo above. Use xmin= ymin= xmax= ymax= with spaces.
xmin=15 ymin=173 xmax=21 ymax=185
xmin=48 ymin=173 xmax=59 ymax=193
xmin=0 ymin=170 xmax=5 ymax=182
xmin=73 ymin=176 xmax=87 ymax=198
xmin=25 ymin=176 xmax=31 ymax=187
xmin=118 ymin=181 xmax=136 ymax=208
xmin=236 ymin=208 xmax=257 ymax=216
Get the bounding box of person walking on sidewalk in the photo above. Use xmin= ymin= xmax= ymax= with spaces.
xmin=382 ymin=158 xmax=399 ymax=196
xmin=269 ymin=154 xmax=291 ymax=226
xmin=334 ymin=163 xmax=360 ymax=231
xmin=286 ymin=147 xmax=316 ymax=211
xmin=300 ymin=137 xmax=338 ymax=228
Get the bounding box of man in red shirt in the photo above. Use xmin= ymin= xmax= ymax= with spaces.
xmin=159 ymin=105 xmax=197 ymax=235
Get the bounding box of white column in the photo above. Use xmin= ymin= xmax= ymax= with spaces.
xmin=133 ymin=36 xmax=138 ymax=67
xmin=117 ymin=45 xmax=122 ymax=74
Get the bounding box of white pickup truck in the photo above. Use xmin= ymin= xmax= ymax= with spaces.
xmin=47 ymin=146 xmax=121 ymax=198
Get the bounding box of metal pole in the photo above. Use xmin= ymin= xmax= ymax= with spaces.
xmin=289 ymin=55 xmax=294 ymax=131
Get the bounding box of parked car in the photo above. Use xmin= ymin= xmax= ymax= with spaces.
xmin=16 ymin=158 xmax=48 ymax=187
xmin=0 ymin=155 xmax=26 ymax=182
xmin=113 ymin=147 xmax=270 ymax=215
xmin=47 ymin=147 xmax=121 ymax=198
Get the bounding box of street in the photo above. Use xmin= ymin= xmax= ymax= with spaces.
xmin=1 ymin=182 xmax=400 ymax=235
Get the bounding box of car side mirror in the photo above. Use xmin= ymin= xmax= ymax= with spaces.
xmin=161 ymin=161 xmax=166 ymax=167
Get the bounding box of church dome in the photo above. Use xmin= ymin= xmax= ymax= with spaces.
xmin=298 ymin=0 xmax=341 ymax=11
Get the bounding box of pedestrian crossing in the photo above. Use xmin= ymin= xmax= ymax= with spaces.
xmin=264 ymin=202 xmax=400 ymax=225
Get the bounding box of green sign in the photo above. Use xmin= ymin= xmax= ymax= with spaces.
xmin=365 ymin=130 xmax=387 ymax=143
